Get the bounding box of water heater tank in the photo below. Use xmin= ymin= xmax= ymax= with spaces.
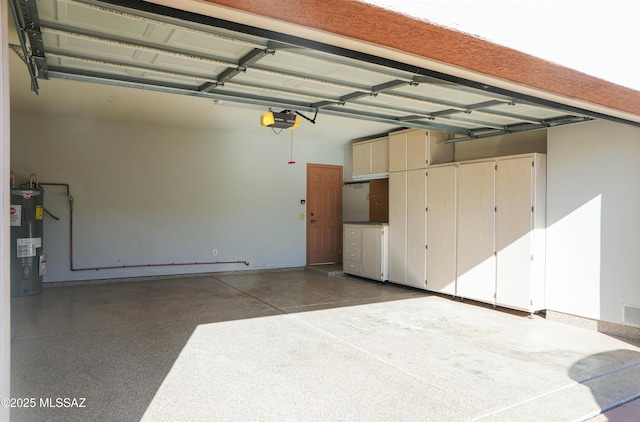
xmin=10 ymin=185 xmax=46 ymax=296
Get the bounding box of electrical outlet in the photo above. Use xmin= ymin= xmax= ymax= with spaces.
xmin=213 ymin=249 xmax=218 ymax=257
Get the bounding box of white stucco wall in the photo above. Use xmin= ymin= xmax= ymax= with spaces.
xmin=547 ymin=119 xmax=640 ymax=324
xmin=10 ymin=110 xmax=347 ymax=282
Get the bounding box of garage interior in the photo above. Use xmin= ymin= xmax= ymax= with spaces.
xmin=6 ymin=0 xmax=640 ymax=420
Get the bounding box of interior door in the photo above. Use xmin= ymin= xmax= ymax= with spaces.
xmin=306 ymin=164 xmax=343 ymax=265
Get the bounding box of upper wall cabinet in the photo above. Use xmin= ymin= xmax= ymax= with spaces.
xmin=389 ymin=129 xmax=453 ymax=172
xmin=352 ymin=137 xmax=389 ymax=180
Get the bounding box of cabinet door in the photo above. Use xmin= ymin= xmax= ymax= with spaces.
xmin=362 ymin=227 xmax=382 ymax=281
xmin=427 ymin=131 xmax=453 ymax=165
xmin=352 ymin=142 xmax=371 ymax=175
xmin=388 ymin=172 xmax=406 ymax=283
xmin=456 ymin=161 xmax=496 ymax=304
xmin=496 ymin=156 xmax=533 ymax=310
xmin=388 ymin=132 xmax=406 ymax=172
xmin=371 ymin=138 xmax=389 ymax=173
xmin=405 ymin=169 xmax=426 ymax=289
xmin=406 ymin=129 xmax=426 ymax=170
xmin=426 ymin=165 xmax=457 ymax=295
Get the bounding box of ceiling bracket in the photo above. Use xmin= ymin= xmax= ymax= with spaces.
xmin=9 ymin=44 xmax=28 ymax=66
xmin=10 ymin=0 xmax=43 ymax=94
xmin=295 ymin=109 xmax=318 ymax=124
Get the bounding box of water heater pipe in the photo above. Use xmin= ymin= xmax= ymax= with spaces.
xmin=39 ymin=182 xmax=250 ymax=271
xmin=28 ymin=173 xmax=39 ymax=188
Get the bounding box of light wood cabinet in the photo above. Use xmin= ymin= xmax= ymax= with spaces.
xmin=362 ymin=226 xmax=387 ymax=281
xmin=426 ymin=164 xmax=457 ymax=295
xmin=387 ymin=144 xmax=546 ymax=313
xmin=343 ymin=225 xmax=363 ymax=275
xmin=343 ymin=224 xmax=388 ymax=281
xmin=495 ymin=154 xmax=546 ymax=312
xmin=456 ymin=159 xmax=497 ymax=304
xmin=421 ymin=153 xmax=546 ymax=314
xmin=388 ymin=172 xmax=407 ymax=283
xmin=405 ymin=169 xmax=427 ymax=289
xmin=388 ymin=169 xmax=427 ymax=289
xmin=388 ymin=129 xmax=452 ymax=172
xmin=352 ymin=137 xmax=389 ymax=179
xmin=388 ymin=129 xmax=451 ymax=290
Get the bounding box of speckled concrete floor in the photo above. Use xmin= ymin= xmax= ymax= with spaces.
xmin=10 ymin=270 xmax=640 ymax=421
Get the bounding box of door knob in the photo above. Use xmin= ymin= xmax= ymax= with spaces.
xmin=310 ymin=219 xmax=317 ymax=223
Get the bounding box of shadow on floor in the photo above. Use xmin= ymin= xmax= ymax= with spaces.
xmin=10 ymin=269 xmax=640 ymax=421
xmin=10 ymin=270 xmax=421 ymax=421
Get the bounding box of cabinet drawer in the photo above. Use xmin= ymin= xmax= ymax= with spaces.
xmin=344 ymin=226 xmax=362 ymax=242
xmin=343 ymin=259 xmax=362 ymax=275
xmin=343 ymin=238 xmax=361 ymax=251
xmin=343 ymin=248 xmax=361 ymax=262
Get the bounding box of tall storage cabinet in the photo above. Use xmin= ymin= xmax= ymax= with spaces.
xmin=405 ymin=168 xmax=427 ymax=289
xmin=456 ymin=160 xmax=497 ymax=304
xmin=424 ymin=153 xmax=546 ymax=314
xmin=425 ymin=164 xmax=457 ymax=295
xmin=495 ymin=154 xmax=546 ymax=312
xmin=388 ymin=129 xmax=452 ymax=289
xmin=388 ymin=171 xmax=407 ymax=284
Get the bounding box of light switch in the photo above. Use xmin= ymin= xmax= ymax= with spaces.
xmin=299 ymin=213 xmax=305 ymax=220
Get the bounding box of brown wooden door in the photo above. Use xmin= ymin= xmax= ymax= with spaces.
xmin=307 ymin=164 xmax=343 ymax=265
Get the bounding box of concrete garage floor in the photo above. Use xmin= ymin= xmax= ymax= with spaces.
xmin=10 ymin=269 xmax=640 ymax=421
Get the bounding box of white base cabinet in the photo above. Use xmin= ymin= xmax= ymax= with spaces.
xmin=343 ymin=224 xmax=388 ymax=282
